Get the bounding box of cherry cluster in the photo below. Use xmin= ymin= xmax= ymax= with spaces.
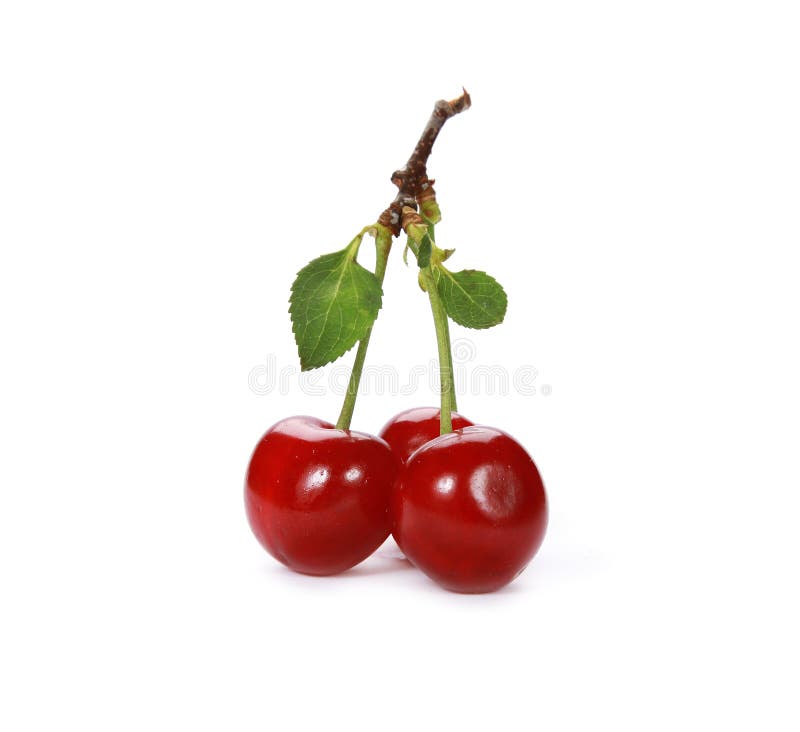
xmin=244 ymin=92 xmax=548 ymax=593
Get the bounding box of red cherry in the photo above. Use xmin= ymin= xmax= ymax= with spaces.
xmin=392 ymin=425 xmax=548 ymax=593
xmin=378 ymin=406 xmax=474 ymax=464
xmin=245 ymin=416 xmax=398 ymax=576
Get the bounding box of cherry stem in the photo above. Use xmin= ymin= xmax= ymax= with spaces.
xmin=419 ymin=263 xmax=456 ymax=434
xmin=335 ymin=227 xmax=392 ymax=431
xmin=335 ymin=91 xmax=470 ymax=431
xmin=441 ymin=293 xmax=458 ymax=413
xmin=427 ymin=225 xmax=457 ymax=413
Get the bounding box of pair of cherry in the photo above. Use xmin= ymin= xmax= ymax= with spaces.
xmin=245 ymin=407 xmax=547 ymax=593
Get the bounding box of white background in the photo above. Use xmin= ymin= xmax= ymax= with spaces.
xmin=2 ymin=1 xmax=798 ymax=729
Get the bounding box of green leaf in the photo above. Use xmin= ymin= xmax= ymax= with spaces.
xmin=434 ymin=267 xmax=508 ymax=329
xmin=417 ymin=235 xmax=432 ymax=268
xmin=289 ymin=246 xmax=382 ymax=370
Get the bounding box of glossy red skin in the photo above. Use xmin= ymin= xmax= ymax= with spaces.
xmin=378 ymin=407 xmax=474 ymax=464
xmin=245 ymin=416 xmax=398 ymax=576
xmin=392 ymin=425 xmax=548 ymax=593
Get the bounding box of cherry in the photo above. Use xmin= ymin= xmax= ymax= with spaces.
xmin=392 ymin=425 xmax=547 ymax=593
xmin=245 ymin=416 xmax=398 ymax=576
xmin=379 ymin=406 xmax=474 ymax=464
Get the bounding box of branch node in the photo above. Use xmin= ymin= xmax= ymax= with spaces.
xmin=378 ymin=89 xmax=471 ymax=236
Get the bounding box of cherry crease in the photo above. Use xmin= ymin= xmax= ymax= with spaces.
xmin=379 ymin=406 xmax=473 ymax=464
xmin=245 ymin=416 xmax=398 ymax=576
xmin=392 ymin=425 xmax=548 ymax=593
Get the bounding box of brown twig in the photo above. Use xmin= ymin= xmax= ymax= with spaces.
xmin=378 ymin=89 xmax=472 ymax=236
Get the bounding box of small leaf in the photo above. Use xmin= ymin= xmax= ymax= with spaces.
xmin=417 ymin=236 xmax=432 ymax=268
xmin=434 ymin=267 xmax=508 ymax=329
xmin=289 ymin=247 xmax=382 ymax=370
xmin=435 ymin=247 xmax=455 ymax=263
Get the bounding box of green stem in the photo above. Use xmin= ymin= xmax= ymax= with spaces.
xmin=336 ymin=225 xmax=392 ymax=431
xmin=426 ymin=225 xmax=457 ymax=413
xmin=419 ymin=265 xmax=456 ymax=434
xmin=441 ymin=304 xmax=458 ymax=413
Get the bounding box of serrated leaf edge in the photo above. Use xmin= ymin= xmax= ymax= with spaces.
xmin=288 ymin=248 xmax=382 ymax=370
xmin=434 ymin=266 xmax=508 ymax=330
